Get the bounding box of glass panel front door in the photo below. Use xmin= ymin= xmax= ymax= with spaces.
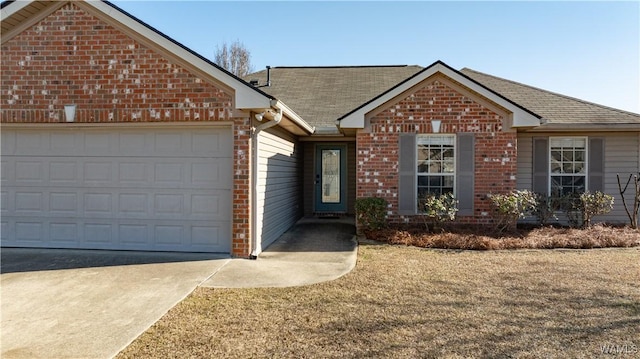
xmin=315 ymin=144 xmax=346 ymax=212
xmin=321 ymin=149 xmax=340 ymax=203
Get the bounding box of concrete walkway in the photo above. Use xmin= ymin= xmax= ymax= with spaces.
xmin=203 ymin=216 xmax=358 ymax=288
xmin=0 ymin=217 xmax=357 ymax=358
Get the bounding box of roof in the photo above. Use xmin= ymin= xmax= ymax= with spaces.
xmin=244 ymin=65 xmax=423 ymax=129
xmin=338 ymin=61 xmax=541 ymax=130
xmin=461 ymin=68 xmax=640 ymax=128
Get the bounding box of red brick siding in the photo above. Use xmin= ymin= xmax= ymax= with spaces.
xmin=357 ymin=79 xmax=517 ymax=225
xmin=1 ymin=3 xmax=253 ymax=257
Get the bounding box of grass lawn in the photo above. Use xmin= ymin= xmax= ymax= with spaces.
xmin=118 ymin=244 xmax=639 ymax=358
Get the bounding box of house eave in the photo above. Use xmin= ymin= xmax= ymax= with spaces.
xmin=270 ymin=100 xmax=315 ymax=135
xmin=338 ymin=61 xmax=541 ymax=130
xmin=523 ymin=122 xmax=640 ymax=132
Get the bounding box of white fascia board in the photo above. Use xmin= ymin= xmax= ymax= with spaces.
xmin=340 ymin=63 xmax=541 ymax=129
xmin=0 ymin=0 xmax=31 ymax=20
xmin=84 ymin=0 xmax=272 ymax=110
xmin=271 ymin=100 xmax=315 ymax=134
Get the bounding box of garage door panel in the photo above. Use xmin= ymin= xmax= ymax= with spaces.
xmin=16 ymin=160 xmax=45 ymax=184
xmin=50 ymin=160 xmax=79 ymax=185
xmin=83 ymin=222 xmax=115 ymax=244
xmin=118 ymin=224 xmax=150 ymax=245
xmin=15 ymin=131 xmax=48 ymax=155
xmin=49 ymin=222 xmax=78 ymax=242
xmin=1 ymin=130 xmax=16 ymax=155
xmin=15 ymin=192 xmax=44 ymax=214
xmin=2 ymin=127 xmax=232 ymax=253
xmin=84 ymin=131 xmax=112 ymax=155
xmin=50 ymin=132 xmax=80 ymax=152
xmin=118 ymin=162 xmax=149 ymax=185
xmin=15 ymin=221 xmax=44 ymax=242
xmin=1 ymin=191 xmax=10 ymax=213
xmin=1 ymin=158 xmax=14 ymax=182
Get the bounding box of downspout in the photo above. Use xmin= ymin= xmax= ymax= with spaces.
xmin=250 ymin=107 xmax=283 ymax=258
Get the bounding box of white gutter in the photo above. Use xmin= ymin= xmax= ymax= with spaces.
xmin=271 ymin=99 xmax=315 ymax=134
xmin=249 ymin=107 xmax=283 ymax=258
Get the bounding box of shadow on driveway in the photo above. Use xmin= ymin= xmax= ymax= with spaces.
xmin=0 ymin=248 xmax=227 ymax=274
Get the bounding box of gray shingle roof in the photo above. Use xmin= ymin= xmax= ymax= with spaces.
xmin=244 ymin=65 xmax=423 ymax=128
xmin=245 ymin=64 xmax=639 ymax=130
xmin=461 ymin=68 xmax=640 ymax=125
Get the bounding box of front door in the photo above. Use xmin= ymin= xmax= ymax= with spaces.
xmin=315 ymin=144 xmax=347 ymax=213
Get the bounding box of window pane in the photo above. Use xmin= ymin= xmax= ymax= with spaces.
xmin=551 ymin=161 xmax=561 ymax=174
xmin=551 ymin=150 xmax=562 ymax=161
xmin=575 ymin=150 xmax=585 ymax=162
xmin=443 ymin=176 xmax=454 ymax=187
xmin=418 ymin=176 xmax=428 ymax=186
xmin=417 ymin=161 xmax=429 ymax=173
xmin=429 ymin=176 xmax=442 ymax=187
xmin=574 ymin=162 xmax=585 ymax=174
xmin=443 ymin=160 xmax=455 ymax=173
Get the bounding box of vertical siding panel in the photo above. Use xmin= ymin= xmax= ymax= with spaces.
xmin=516 ymin=135 xmax=533 ymax=191
xmin=255 ymin=127 xmax=302 ymax=252
xmin=602 ymin=132 xmax=639 ymax=223
xmin=303 ymin=142 xmax=315 ymax=216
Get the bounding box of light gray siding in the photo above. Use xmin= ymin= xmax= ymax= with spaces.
xmin=255 ymin=127 xmax=302 ymax=253
xmin=517 ymin=132 xmax=640 ymax=224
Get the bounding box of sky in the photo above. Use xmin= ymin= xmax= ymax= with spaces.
xmin=111 ymin=1 xmax=640 ymax=113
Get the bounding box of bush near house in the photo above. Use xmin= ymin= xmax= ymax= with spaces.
xmin=355 ymin=197 xmax=388 ymax=231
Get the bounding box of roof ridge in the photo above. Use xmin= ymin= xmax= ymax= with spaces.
xmin=462 ymin=68 xmax=640 ymax=117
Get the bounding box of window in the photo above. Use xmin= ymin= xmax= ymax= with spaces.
xmin=549 ymin=137 xmax=586 ymax=197
xmin=417 ymin=134 xmax=455 ymax=197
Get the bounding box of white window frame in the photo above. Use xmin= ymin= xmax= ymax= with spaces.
xmin=548 ymin=136 xmax=588 ymax=197
xmin=416 ymin=134 xmax=456 ymax=199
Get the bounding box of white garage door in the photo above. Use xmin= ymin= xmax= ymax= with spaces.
xmin=1 ymin=126 xmax=232 ymax=253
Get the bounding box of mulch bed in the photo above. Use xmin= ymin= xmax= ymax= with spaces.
xmin=363 ymin=224 xmax=640 ymax=250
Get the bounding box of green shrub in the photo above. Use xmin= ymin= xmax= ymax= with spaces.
xmin=488 ymin=190 xmax=537 ymax=233
xmin=580 ymin=191 xmax=614 ymax=228
xmin=355 ymin=197 xmax=388 ymax=231
xmin=556 ymin=191 xmax=614 ymax=228
xmin=418 ymin=192 xmax=458 ymax=232
xmin=533 ymin=194 xmax=562 ymax=226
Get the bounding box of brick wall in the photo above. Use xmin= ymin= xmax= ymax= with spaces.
xmin=357 ymin=78 xmax=517 ymax=224
xmin=1 ymin=3 xmax=253 ymax=257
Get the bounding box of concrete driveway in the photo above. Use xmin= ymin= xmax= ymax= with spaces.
xmin=1 ymin=249 xmax=229 ymax=359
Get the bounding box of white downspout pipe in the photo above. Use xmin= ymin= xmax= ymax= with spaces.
xmin=250 ymin=107 xmax=283 ymax=258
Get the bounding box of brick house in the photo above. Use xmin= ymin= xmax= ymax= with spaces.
xmin=2 ymin=1 xmax=639 ymax=258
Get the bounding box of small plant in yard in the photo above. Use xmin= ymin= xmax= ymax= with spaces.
xmin=488 ymin=189 xmax=537 ymax=233
xmin=579 ymin=191 xmax=614 ymax=228
xmin=355 ymin=197 xmax=388 ymax=231
xmin=617 ymin=173 xmax=640 ymax=229
xmin=418 ymin=192 xmax=458 ymax=232
xmin=533 ymin=193 xmax=562 ymax=226
xmin=558 ymin=191 xmax=614 ymax=228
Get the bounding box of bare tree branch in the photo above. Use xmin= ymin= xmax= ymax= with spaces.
xmin=214 ymin=40 xmax=254 ymax=77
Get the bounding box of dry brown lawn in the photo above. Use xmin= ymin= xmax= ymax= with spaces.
xmin=118 ymin=244 xmax=639 ymax=358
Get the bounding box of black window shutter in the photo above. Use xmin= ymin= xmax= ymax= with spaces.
xmin=457 ymin=133 xmax=474 ymax=216
xmin=398 ymin=133 xmax=416 ymax=215
xmin=533 ymin=137 xmax=549 ymax=195
xmin=588 ymin=138 xmax=605 ymax=192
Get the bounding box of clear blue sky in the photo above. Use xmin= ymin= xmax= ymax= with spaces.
xmin=111 ymin=1 xmax=639 ymax=113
